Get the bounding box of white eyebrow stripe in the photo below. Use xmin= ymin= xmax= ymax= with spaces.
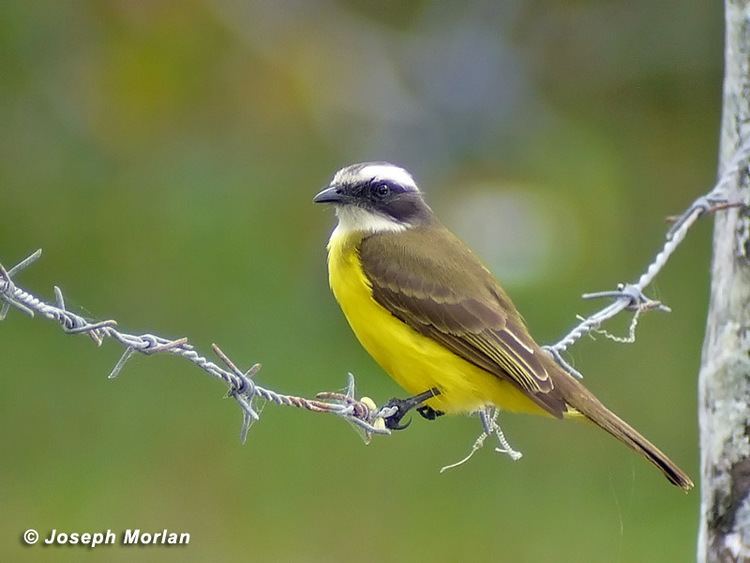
xmin=357 ymin=164 xmax=418 ymax=191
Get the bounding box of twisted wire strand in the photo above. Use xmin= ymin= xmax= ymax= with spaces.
xmin=0 ymin=253 xmax=389 ymax=443
xmin=460 ymin=143 xmax=749 ymax=465
xmin=1 ymin=144 xmax=746 ymax=454
xmin=542 ymin=140 xmax=750 ymax=378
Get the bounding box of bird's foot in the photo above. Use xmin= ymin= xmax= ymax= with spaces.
xmin=416 ymin=405 xmax=445 ymax=421
xmin=381 ymin=387 xmax=441 ymax=430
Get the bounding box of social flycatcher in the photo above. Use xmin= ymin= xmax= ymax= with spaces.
xmin=314 ymin=162 xmax=693 ymax=491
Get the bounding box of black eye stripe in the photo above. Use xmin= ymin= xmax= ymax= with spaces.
xmin=369 ymin=179 xmax=405 ymax=194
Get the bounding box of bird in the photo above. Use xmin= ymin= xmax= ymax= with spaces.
xmin=314 ymin=161 xmax=693 ymax=491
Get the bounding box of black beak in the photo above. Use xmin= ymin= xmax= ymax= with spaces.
xmin=313 ymin=185 xmax=343 ymax=204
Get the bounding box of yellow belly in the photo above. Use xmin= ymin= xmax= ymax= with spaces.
xmin=327 ymin=229 xmax=548 ymax=416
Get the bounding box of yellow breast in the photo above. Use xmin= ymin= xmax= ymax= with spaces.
xmin=326 ymin=227 xmax=548 ymax=416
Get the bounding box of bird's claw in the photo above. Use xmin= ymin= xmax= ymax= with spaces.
xmin=386 ymin=414 xmax=412 ymax=430
xmin=381 ymin=388 xmax=441 ymax=430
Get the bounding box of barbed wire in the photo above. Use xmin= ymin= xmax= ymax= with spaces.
xmin=541 ymin=139 xmax=750 ymax=378
xmin=1 ymin=145 xmax=747 ymax=466
xmin=0 ymin=252 xmax=391 ymax=443
xmin=444 ymin=141 xmax=750 ymax=469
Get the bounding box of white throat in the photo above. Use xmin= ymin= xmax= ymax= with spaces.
xmin=333 ymin=205 xmax=408 ymax=235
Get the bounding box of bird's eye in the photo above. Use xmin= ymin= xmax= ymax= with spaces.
xmin=375 ymin=184 xmax=391 ymax=198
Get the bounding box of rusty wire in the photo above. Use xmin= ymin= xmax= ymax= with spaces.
xmin=0 ymin=253 xmax=389 ymax=443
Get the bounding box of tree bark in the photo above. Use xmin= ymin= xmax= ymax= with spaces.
xmin=698 ymin=2 xmax=750 ymax=561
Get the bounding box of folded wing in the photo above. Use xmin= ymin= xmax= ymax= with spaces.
xmin=359 ymin=224 xmax=567 ymax=417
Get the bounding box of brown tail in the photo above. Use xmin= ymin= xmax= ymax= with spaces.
xmin=557 ymin=376 xmax=694 ymax=491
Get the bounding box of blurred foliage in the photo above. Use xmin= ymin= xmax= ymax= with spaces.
xmin=0 ymin=1 xmax=722 ymax=561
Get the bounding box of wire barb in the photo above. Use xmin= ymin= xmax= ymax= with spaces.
xmin=0 ymin=140 xmax=747 ymax=464
xmin=543 ymin=141 xmax=750 ymax=379
xmin=0 ymin=250 xmax=391 ymax=443
xmin=440 ymin=407 xmax=522 ymax=473
xmin=449 ymin=140 xmax=750 ymax=470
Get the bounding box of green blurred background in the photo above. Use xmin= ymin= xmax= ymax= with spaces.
xmin=0 ymin=1 xmax=721 ymax=561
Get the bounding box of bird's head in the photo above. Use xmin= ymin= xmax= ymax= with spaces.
xmin=314 ymin=162 xmax=432 ymax=233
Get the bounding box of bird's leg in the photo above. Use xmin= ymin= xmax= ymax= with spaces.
xmin=381 ymin=387 xmax=441 ymax=430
